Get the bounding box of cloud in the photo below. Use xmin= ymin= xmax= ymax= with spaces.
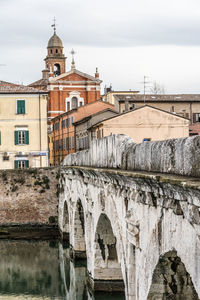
xmin=1 ymin=0 xmax=200 ymax=94
xmin=1 ymin=0 xmax=200 ymax=48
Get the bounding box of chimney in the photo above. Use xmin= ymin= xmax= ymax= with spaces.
xmin=95 ymin=67 xmax=99 ymax=79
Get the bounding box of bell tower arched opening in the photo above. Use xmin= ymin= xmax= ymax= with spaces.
xmin=54 ymin=63 xmax=61 ymax=76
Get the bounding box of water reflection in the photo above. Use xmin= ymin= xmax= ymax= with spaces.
xmin=0 ymin=240 xmax=125 ymax=300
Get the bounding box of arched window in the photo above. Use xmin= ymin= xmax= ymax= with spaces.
xmin=54 ymin=64 xmax=61 ymax=76
xmin=71 ymin=97 xmax=78 ymax=109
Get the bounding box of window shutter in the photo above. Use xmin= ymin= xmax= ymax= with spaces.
xmin=14 ymin=160 xmax=18 ymax=169
xmin=17 ymin=100 xmax=25 ymax=114
xmin=25 ymin=160 xmax=29 ymax=168
xmin=25 ymin=131 xmax=29 ymax=144
xmin=14 ymin=131 xmax=18 ymax=145
xmin=22 ymin=101 xmax=25 ymax=114
xmin=193 ymin=113 xmax=196 ymax=123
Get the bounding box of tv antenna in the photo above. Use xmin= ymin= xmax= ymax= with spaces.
xmin=138 ymin=76 xmax=151 ymax=104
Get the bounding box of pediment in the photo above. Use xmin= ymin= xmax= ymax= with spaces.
xmin=49 ymin=69 xmax=101 ymax=83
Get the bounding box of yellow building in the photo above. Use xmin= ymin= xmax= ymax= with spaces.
xmin=91 ymin=105 xmax=189 ymax=143
xmin=0 ymin=81 xmax=48 ymax=169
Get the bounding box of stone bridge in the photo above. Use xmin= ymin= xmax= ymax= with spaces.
xmin=58 ymin=135 xmax=200 ymax=300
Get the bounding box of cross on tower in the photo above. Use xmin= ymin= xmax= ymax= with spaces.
xmin=51 ymin=17 xmax=57 ymax=33
xmin=70 ymin=49 xmax=76 ymax=70
xmin=70 ymin=49 xmax=76 ymax=60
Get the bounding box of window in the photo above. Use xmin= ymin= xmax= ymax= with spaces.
xmin=55 ymin=122 xmax=59 ymax=131
xmin=69 ymin=137 xmax=71 ymax=150
xmin=54 ymin=64 xmax=61 ymax=76
xmin=17 ymin=100 xmax=25 ymax=114
xmin=14 ymin=160 xmax=29 ymax=169
xmin=143 ymin=138 xmax=151 ymax=142
xmin=67 ymin=102 xmax=70 ymax=111
xmin=61 ymin=120 xmax=65 ymax=129
xmin=72 ymin=97 xmax=78 ymax=109
xmin=71 ymin=116 xmax=74 ymax=124
xmin=15 ymin=130 xmax=29 ymax=145
xmin=193 ymin=113 xmax=200 ymax=123
xmin=79 ymin=102 xmax=83 ymax=107
xmin=0 ymin=131 xmax=1 ymax=145
xmin=55 ymin=140 xmax=59 ymax=151
xmin=72 ymin=136 xmax=74 ymax=149
xmin=66 ymin=137 xmax=69 ymax=149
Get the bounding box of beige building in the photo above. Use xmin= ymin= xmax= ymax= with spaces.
xmin=0 ymin=81 xmax=48 ymax=169
xmin=102 ymin=90 xmax=139 ymax=105
xmin=91 ymin=105 xmax=189 ymax=143
xmin=111 ymin=94 xmax=200 ymax=124
xmin=74 ymin=108 xmax=118 ymax=151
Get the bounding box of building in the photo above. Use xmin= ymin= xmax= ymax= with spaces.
xmin=102 ymin=90 xmax=139 ymax=106
xmin=29 ymin=27 xmax=102 ymax=121
xmin=74 ymin=108 xmax=118 ymax=151
xmin=51 ymin=101 xmax=116 ymax=165
xmin=91 ymin=105 xmax=189 ymax=143
xmin=108 ymin=94 xmax=200 ymax=135
xmin=0 ymin=81 xmax=48 ymax=169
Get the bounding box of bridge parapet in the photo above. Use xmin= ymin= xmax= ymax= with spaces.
xmin=63 ymin=134 xmax=200 ymax=177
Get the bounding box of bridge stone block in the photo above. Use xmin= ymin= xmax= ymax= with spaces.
xmin=63 ymin=134 xmax=200 ymax=178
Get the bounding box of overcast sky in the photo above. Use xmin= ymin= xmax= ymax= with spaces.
xmin=1 ymin=0 xmax=200 ymax=93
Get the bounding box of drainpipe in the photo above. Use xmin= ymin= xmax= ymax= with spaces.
xmin=39 ymin=94 xmax=42 ymax=167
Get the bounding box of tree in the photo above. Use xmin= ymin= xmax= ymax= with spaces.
xmin=150 ymin=81 xmax=166 ymax=94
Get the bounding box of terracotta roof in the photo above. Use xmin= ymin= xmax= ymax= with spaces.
xmin=0 ymin=80 xmax=47 ymax=94
xmin=28 ymin=78 xmax=48 ymax=88
xmin=114 ymin=94 xmax=200 ymax=102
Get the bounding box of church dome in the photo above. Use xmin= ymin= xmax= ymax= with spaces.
xmin=48 ymin=33 xmax=63 ymax=48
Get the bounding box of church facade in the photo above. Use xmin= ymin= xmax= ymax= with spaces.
xmin=29 ymin=28 xmax=102 ymax=120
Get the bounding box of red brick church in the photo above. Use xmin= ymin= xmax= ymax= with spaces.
xmin=29 ymin=27 xmax=102 ymax=120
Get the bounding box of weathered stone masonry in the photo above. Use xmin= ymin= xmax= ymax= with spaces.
xmin=0 ymin=167 xmax=60 ymax=238
xmin=60 ymin=135 xmax=200 ymax=299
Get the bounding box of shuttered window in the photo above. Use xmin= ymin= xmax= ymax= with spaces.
xmin=14 ymin=160 xmax=29 ymax=169
xmin=17 ymin=100 xmax=25 ymax=114
xmin=14 ymin=130 xmax=29 ymax=145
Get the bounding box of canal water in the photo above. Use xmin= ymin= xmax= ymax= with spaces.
xmin=0 ymin=240 xmax=125 ymax=300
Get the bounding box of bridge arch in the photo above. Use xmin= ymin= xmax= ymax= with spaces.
xmin=72 ymin=198 xmax=86 ymax=257
xmin=147 ymin=250 xmax=199 ymax=299
xmin=62 ymin=201 xmax=69 ymax=240
xmin=92 ymin=213 xmax=125 ymax=291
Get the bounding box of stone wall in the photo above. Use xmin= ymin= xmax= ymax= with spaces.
xmin=63 ymin=134 xmax=200 ymax=177
xmin=0 ymin=167 xmax=60 ymax=237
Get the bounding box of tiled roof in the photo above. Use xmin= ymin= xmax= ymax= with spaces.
xmin=115 ymin=94 xmax=200 ymax=102
xmin=0 ymin=80 xmax=47 ymax=93
xmin=28 ymin=78 xmax=48 ymax=88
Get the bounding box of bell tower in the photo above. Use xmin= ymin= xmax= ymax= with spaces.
xmin=43 ymin=22 xmax=66 ymax=78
